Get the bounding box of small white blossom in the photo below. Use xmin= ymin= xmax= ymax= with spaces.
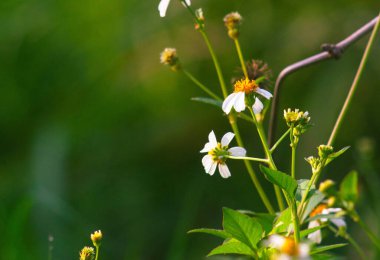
xmin=265 ymin=235 xmax=310 ymax=260
xmin=308 ymin=207 xmax=346 ymax=244
xmin=222 ymin=78 xmax=272 ymax=114
xmin=158 ymin=0 xmax=191 ymax=17
xmin=200 ymin=131 xmax=246 ymax=178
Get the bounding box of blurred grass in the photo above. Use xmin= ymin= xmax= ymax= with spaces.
xmin=0 ymin=0 xmax=379 ymax=259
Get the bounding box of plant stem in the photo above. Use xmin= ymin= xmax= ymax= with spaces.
xmin=298 ymin=169 xmax=319 ymax=218
xmin=291 ymin=146 xmax=296 ymax=179
xmin=290 ymin=200 xmax=301 ymax=244
xmin=227 ymin=155 xmax=269 ymax=164
xmin=328 ymin=225 xmax=366 ymax=259
xmin=328 ymin=13 xmax=380 ymax=146
xmin=248 ymin=108 xmax=285 ymax=211
xmin=356 ymin=216 xmax=380 ymax=251
xmin=182 ymin=69 xmax=221 ymax=100
xmin=228 ymin=115 xmax=275 ymax=214
xmin=234 ymin=39 xmax=248 ymax=79
xmin=95 ymin=245 xmax=100 ymax=260
xmin=270 ymin=128 xmax=291 ymax=153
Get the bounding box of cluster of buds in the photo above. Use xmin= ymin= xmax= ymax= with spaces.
xmin=160 ymin=48 xmax=181 ymax=71
xmin=284 ymin=108 xmax=311 ymax=145
xmin=223 ymin=12 xmax=242 ymax=40
xmin=305 ymin=145 xmax=335 ymax=173
xmin=79 ymin=230 xmax=103 ymax=260
xmin=79 ymin=246 xmax=95 ymax=260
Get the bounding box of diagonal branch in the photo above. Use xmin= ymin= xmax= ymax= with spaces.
xmin=268 ymin=16 xmax=379 ymax=146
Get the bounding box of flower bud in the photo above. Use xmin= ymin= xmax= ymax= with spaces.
xmin=318 ymin=145 xmax=334 ymax=159
xmin=319 ymin=179 xmax=335 ymax=193
xmin=223 ymin=12 xmax=242 ymax=39
xmin=79 ymin=246 xmax=95 ymax=260
xmin=160 ymin=48 xmax=181 ymax=71
xmin=91 ymin=230 xmax=102 ymax=247
xmin=327 ymin=196 xmax=337 ymax=207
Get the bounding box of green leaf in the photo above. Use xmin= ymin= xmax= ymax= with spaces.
xmin=260 ymin=165 xmax=298 ymax=197
xmin=295 ymin=179 xmax=314 ymax=202
xmin=207 ymin=239 xmax=255 ymax=257
xmin=300 ymin=224 xmax=326 ymax=238
xmin=339 ymin=170 xmax=358 ymax=203
xmin=223 ymin=207 xmax=263 ymax=250
xmin=187 ymin=228 xmax=231 ymax=239
xmin=311 ymin=243 xmax=347 ymax=255
xmin=272 ymin=207 xmax=292 ymax=234
xmin=235 ymin=211 xmax=275 ymax=235
xmin=191 ymin=97 xmax=222 ymax=108
xmin=301 ymin=191 xmax=325 ymax=222
xmin=325 ymin=146 xmax=350 ymax=166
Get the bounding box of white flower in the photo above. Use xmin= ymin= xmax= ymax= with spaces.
xmin=158 ymin=0 xmax=191 ymax=17
xmin=222 ymin=78 xmax=272 ymax=114
xmin=266 ymin=235 xmax=310 ymax=260
xmin=307 ymin=207 xmax=346 ymax=244
xmin=200 ymin=131 xmax=246 ymax=178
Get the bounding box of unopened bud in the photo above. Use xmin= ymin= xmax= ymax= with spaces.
xmin=91 ymin=230 xmax=102 ymax=247
xmin=319 ymin=179 xmax=335 ymax=193
xmin=79 ymin=246 xmax=95 ymax=260
xmin=223 ymin=12 xmax=242 ymax=39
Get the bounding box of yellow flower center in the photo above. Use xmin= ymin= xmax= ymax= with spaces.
xmin=281 ymin=237 xmax=298 ymax=256
xmin=310 ymin=203 xmax=328 ymax=217
xmin=233 ymin=78 xmax=258 ymax=94
xmin=208 ymin=143 xmax=230 ymax=163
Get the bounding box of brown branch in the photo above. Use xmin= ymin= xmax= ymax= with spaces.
xmin=268 ymin=16 xmax=379 ymax=146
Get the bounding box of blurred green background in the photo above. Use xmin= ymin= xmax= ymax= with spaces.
xmin=0 ymin=0 xmax=379 ymax=259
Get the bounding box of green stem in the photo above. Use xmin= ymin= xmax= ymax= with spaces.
xmin=328 ymin=225 xmax=366 ymax=259
xmin=95 ymin=245 xmax=99 ymax=260
xmin=290 ymin=200 xmax=300 ymax=244
xmin=248 ymin=108 xmax=285 ymax=211
xmin=298 ymin=169 xmax=319 ymax=219
xmin=291 ymin=146 xmax=296 ymax=179
xmin=227 ymin=155 xmax=269 ymax=164
xmin=182 ymin=69 xmax=221 ymax=100
xmin=229 ymin=115 xmax=275 ymax=214
xmin=328 ymin=12 xmax=380 ymax=146
xmin=234 ymin=39 xmax=248 ymax=79
xmin=270 ymin=128 xmax=291 ymax=153
xmin=356 ymin=217 xmax=380 ymax=251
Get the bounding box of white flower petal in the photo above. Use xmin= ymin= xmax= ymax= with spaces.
xmin=208 ymin=130 xmax=217 ymax=147
xmin=222 ymin=92 xmax=239 ymax=114
xmin=255 ymin=88 xmax=273 ymax=99
xmin=233 ymin=91 xmax=246 ymax=112
xmin=208 ymin=162 xmax=217 ymax=175
xmin=267 ymin=235 xmax=285 ymax=249
xmin=185 ymin=0 xmax=191 ymax=5
xmin=221 ymin=132 xmax=235 ymax=146
xmin=228 ymin=147 xmax=246 ymax=157
xmin=252 ymin=98 xmax=264 ymax=114
xmin=158 ymin=0 xmax=171 ymax=17
xmin=200 ymin=142 xmax=213 ymax=153
xmin=322 ymin=208 xmax=342 ymax=214
xmin=298 ymin=243 xmax=310 ymax=257
xmin=307 ymin=221 xmax=322 ymax=244
xmin=218 ymin=164 xmax=231 ymax=178
xmin=330 ymin=218 xmax=346 ymax=228
xmin=202 ymin=155 xmax=213 ymax=170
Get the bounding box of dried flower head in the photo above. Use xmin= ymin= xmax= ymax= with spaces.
xmin=91 ymin=230 xmax=102 ymax=247
xmin=160 ymin=48 xmax=180 ymax=71
xmin=79 ymin=246 xmax=95 ymax=260
xmin=223 ymin=12 xmax=242 ymax=39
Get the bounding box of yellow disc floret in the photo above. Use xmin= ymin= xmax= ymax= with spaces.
xmin=281 ymin=237 xmax=298 ymax=256
xmin=233 ymin=78 xmax=258 ymax=94
xmin=310 ymin=203 xmax=328 ymax=217
xmin=208 ymin=143 xmax=230 ymax=164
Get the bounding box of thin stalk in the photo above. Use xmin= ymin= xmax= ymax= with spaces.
xmin=356 ymin=217 xmax=380 ymax=251
xmin=234 ymin=39 xmax=248 ymax=78
xmin=291 ymin=146 xmax=296 ymax=179
xmin=328 ymin=225 xmax=366 ymax=259
xmin=298 ymin=170 xmax=319 ymax=218
xmin=270 ymin=128 xmax=291 ymax=153
xmin=95 ymin=245 xmax=100 ymax=260
xmin=328 ymin=13 xmax=380 ymax=146
xmin=290 ymin=200 xmax=301 ymax=244
xmin=229 ymin=115 xmax=275 ymax=214
xmin=182 ymin=69 xmax=221 ymax=100
xmin=248 ymin=108 xmax=285 ymax=211
xmin=227 ymin=155 xmax=269 ymax=164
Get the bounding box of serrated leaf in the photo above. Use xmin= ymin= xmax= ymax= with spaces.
xmin=191 ymin=97 xmax=222 ymax=108
xmin=339 ymin=170 xmax=358 ymax=203
xmin=223 ymin=207 xmax=263 ymax=250
xmin=311 ymin=243 xmax=347 ymax=255
xmin=325 ymin=146 xmax=350 ymax=166
xmin=207 ymin=239 xmax=255 ymax=257
xmin=260 ymin=165 xmax=297 ymax=198
xmin=272 ymin=207 xmax=292 ymax=234
xmin=187 ymin=228 xmax=231 ymax=239
xmin=300 ymin=224 xmax=326 ymax=238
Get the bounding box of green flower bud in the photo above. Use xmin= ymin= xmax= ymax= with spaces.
xmin=79 ymin=247 xmax=95 ymax=260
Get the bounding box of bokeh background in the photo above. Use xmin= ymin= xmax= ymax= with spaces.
xmin=1 ymin=0 xmax=380 ymax=259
